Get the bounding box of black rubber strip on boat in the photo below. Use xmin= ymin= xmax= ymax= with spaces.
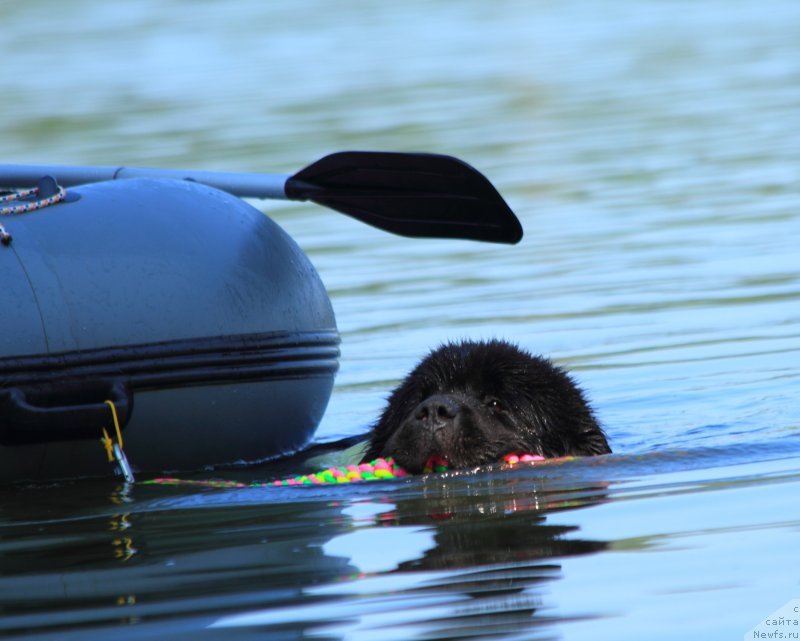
xmin=0 ymin=330 xmax=341 ymax=389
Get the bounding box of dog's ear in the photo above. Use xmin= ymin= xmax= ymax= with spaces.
xmin=569 ymin=425 xmax=612 ymax=456
xmin=362 ymin=375 xmax=422 ymax=461
xmin=513 ymin=353 xmax=611 ymax=458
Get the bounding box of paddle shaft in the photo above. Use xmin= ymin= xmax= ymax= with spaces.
xmin=0 ymin=164 xmax=290 ymax=200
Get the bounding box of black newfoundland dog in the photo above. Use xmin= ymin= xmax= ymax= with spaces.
xmin=361 ymin=339 xmax=610 ymax=473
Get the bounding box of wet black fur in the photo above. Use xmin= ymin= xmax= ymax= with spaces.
xmin=362 ymin=339 xmax=610 ymax=473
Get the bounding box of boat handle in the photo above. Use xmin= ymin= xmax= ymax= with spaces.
xmin=0 ymin=381 xmax=132 ymax=445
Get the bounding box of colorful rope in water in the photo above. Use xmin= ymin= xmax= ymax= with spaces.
xmin=273 ymin=457 xmax=408 ymax=486
xmin=143 ymin=453 xmax=548 ymax=489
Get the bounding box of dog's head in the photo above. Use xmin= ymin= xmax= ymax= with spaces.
xmin=363 ymin=340 xmax=610 ymax=473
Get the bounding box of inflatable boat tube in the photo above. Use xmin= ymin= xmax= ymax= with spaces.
xmin=0 ymin=177 xmax=339 ymax=482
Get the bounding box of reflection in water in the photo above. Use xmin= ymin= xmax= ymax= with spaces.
xmin=3 ymin=449 xmax=800 ymax=639
xmin=0 ymin=490 xmax=357 ymax=637
xmin=109 ymin=483 xmax=137 ymax=563
xmin=0 ymin=468 xmax=609 ymax=639
xmin=211 ymin=467 xmax=610 ymax=636
xmin=362 ymin=472 xmax=610 ymax=571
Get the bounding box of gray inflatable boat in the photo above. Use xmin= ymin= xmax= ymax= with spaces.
xmin=0 ymin=177 xmax=339 ymax=482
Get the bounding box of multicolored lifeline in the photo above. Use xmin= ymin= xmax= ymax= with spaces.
xmin=143 ymin=453 xmax=547 ymax=489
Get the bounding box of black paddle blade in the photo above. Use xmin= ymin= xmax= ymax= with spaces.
xmin=284 ymin=151 xmax=523 ymax=244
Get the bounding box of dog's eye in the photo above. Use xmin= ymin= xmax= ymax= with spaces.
xmin=485 ymin=398 xmax=504 ymax=413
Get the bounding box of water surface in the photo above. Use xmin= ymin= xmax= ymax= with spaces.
xmin=1 ymin=1 xmax=799 ymax=639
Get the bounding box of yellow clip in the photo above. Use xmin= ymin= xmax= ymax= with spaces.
xmin=100 ymin=399 xmax=135 ymax=483
xmin=101 ymin=427 xmax=115 ymax=462
xmin=105 ymin=399 xmax=124 ymax=449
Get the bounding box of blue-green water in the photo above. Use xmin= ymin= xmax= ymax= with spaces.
xmin=2 ymin=1 xmax=799 ymax=639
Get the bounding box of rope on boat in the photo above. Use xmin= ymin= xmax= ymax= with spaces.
xmin=0 ymin=180 xmax=68 ymax=246
xmin=0 ymin=184 xmax=67 ymax=216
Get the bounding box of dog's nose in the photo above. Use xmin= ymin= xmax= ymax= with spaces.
xmin=414 ymin=394 xmax=459 ymax=427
